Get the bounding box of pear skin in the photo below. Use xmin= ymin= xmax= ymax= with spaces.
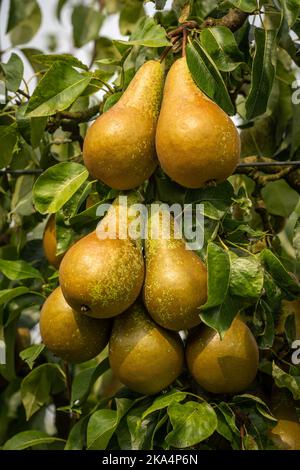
xmin=156 ymin=57 xmax=240 ymax=188
xmin=59 ymin=232 xmax=144 ymax=319
xmin=269 ymin=420 xmax=300 ymax=450
xmin=43 ymin=215 xmax=64 ymax=269
xmin=40 ymin=287 xmax=111 ymax=363
xmin=59 ymin=195 xmax=145 ymax=318
xmin=186 ymin=317 xmax=259 ymax=394
xmin=83 ymin=61 xmax=164 ymax=190
xmin=109 ymin=302 xmax=184 ymax=394
xmin=143 ymin=208 xmax=207 ymax=330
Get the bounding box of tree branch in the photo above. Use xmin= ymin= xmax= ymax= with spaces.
xmin=201 ymin=8 xmax=249 ymax=32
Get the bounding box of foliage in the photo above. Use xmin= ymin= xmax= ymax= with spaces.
xmin=0 ymin=0 xmax=300 ymax=451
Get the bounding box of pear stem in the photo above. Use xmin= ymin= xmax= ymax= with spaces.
xmin=182 ymin=29 xmax=187 ymax=57
xmin=159 ymin=46 xmax=172 ymax=63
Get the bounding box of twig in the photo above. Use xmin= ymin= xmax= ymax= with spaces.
xmin=159 ymin=46 xmax=172 ymax=63
xmin=182 ymin=29 xmax=187 ymax=57
xmin=16 ymin=88 xmax=30 ymax=100
xmin=201 ymin=8 xmax=249 ymax=32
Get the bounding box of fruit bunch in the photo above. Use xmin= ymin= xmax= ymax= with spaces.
xmin=39 ymin=58 xmax=300 ymax=449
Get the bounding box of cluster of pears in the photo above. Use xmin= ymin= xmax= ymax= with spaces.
xmin=40 ymin=195 xmax=259 ymax=396
xmin=83 ymin=57 xmax=240 ymax=190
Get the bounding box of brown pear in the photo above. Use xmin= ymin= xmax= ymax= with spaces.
xmin=43 ymin=215 xmax=64 ymax=268
xmin=109 ymin=302 xmax=184 ymax=394
xmin=143 ymin=207 xmax=207 ymax=330
xmin=40 ymin=287 xmax=111 ymax=363
xmin=156 ymin=57 xmax=240 ymax=188
xmin=59 ymin=195 xmax=145 ymax=318
xmin=186 ymin=317 xmax=259 ymax=394
xmin=83 ymin=60 xmax=164 ymax=190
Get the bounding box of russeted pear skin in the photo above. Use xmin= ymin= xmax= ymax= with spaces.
xmin=269 ymin=420 xmax=300 ymax=450
xmin=83 ymin=60 xmax=164 ymax=190
xmin=186 ymin=317 xmax=259 ymax=394
xmin=143 ymin=209 xmax=207 ymax=330
xmin=43 ymin=215 xmax=63 ymax=268
xmin=40 ymin=287 xmax=111 ymax=363
xmin=156 ymin=58 xmax=240 ymax=188
xmin=109 ymin=302 xmax=184 ymax=394
xmin=59 ymin=232 xmax=144 ymax=318
xmin=59 ymin=195 xmax=145 ymax=318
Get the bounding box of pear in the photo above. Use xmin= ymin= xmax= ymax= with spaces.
xmin=143 ymin=207 xmax=207 ymax=330
xmin=156 ymin=57 xmax=240 ymax=188
xmin=269 ymin=420 xmax=300 ymax=450
xmin=186 ymin=317 xmax=259 ymax=394
xmin=59 ymin=195 xmax=145 ymax=318
xmin=43 ymin=215 xmax=64 ymax=269
xmin=109 ymin=302 xmax=184 ymax=394
xmin=83 ymin=60 xmax=164 ymax=190
xmin=40 ymin=287 xmax=111 ymax=363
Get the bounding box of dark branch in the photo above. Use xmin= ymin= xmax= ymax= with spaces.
xmin=201 ymin=8 xmax=249 ymax=32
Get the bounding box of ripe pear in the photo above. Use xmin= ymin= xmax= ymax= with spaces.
xmin=109 ymin=302 xmax=184 ymax=394
xmin=83 ymin=61 xmax=164 ymax=190
xmin=59 ymin=195 xmax=145 ymax=318
xmin=143 ymin=208 xmax=207 ymax=330
xmin=40 ymin=287 xmax=111 ymax=363
xmin=156 ymin=57 xmax=240 ymax=188
xmin=43 ymin=215 xmax=64 ymax=269
xmin=269 ymin=419 xmax=300 ymax=450
xmin=186 ymin=317 xmax=259 ymax=394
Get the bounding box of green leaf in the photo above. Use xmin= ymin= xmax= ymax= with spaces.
xmin=201 ymin=293 xmax=242 ymax=338
xmin=184 ymin=181 xmax=234 ymax=211
xmin=72 ymin=6 xmax=104 ymax=48
xmin=116 ymin=17 xmax=170 ymax=48
xmin=32 ymin=54 xmax=88 ymax=70
xmin=272 ymin=362 xmax=300 ymax=400
xmin=65 ymin=415 xmax=90 ymax=450
xmin=186 ymin=40 xmax=235 ymax=115
xmin=260 ymin=249 xmax=300 ymax=296
xmin=21 ymin=364 xmax=66 ymax=420
xmin=33 ymin=162 xmax=89 ymax=214
xmin=0 ymin=124 xmax=18 ymax=167
xmin=166 ymin=401 xmax=217 ymax=448
xmin=3 ymin=431 xmax=65 ymax=450
xmin=245 ymin=28 xmax=277 ymax=119
xmin=119 ymin=0 xmax=144 ymax=35
xmin=1 ymin=53 xmax=24 ymax=92
xmin=142 ymin=390 xmax=187 ymax=420
xmin=0 ymin=259 xmax=43 ymax=281
xmin=26 ymin=62 xmax=91 ymax=117
xmin=200 ymin=27 xmax=244 ymax=72
xmin=262 ymin=180 xmax=299 ymax=217
xmin=16 ymin=104 xmax=47 ymax=149
xmin=202 ymin=243 xmax=231 ymax=309
xmin=253 ymin=299 xmax=275 ymax=349
xmin=7 ymin=0 xmax=41 ymax=46
xmin=19 ymin=344 xmax=45 ymax=370
xmin=280 ymin=0 xmax=300 ymax=27
xmin=87 ymin=398 xmax=132 ymax=450
xmin=103 ymin=92 xmax=122 ymax=112
xmin=227 ymin=0 xmax=258 ymax=12
xmin=230 ymin=256 xmax=264 ymax=298
xmin=71 ymin=358 xmax=110 ymax=406
xmin=0 ymin=287 xmax=29 ymax=307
